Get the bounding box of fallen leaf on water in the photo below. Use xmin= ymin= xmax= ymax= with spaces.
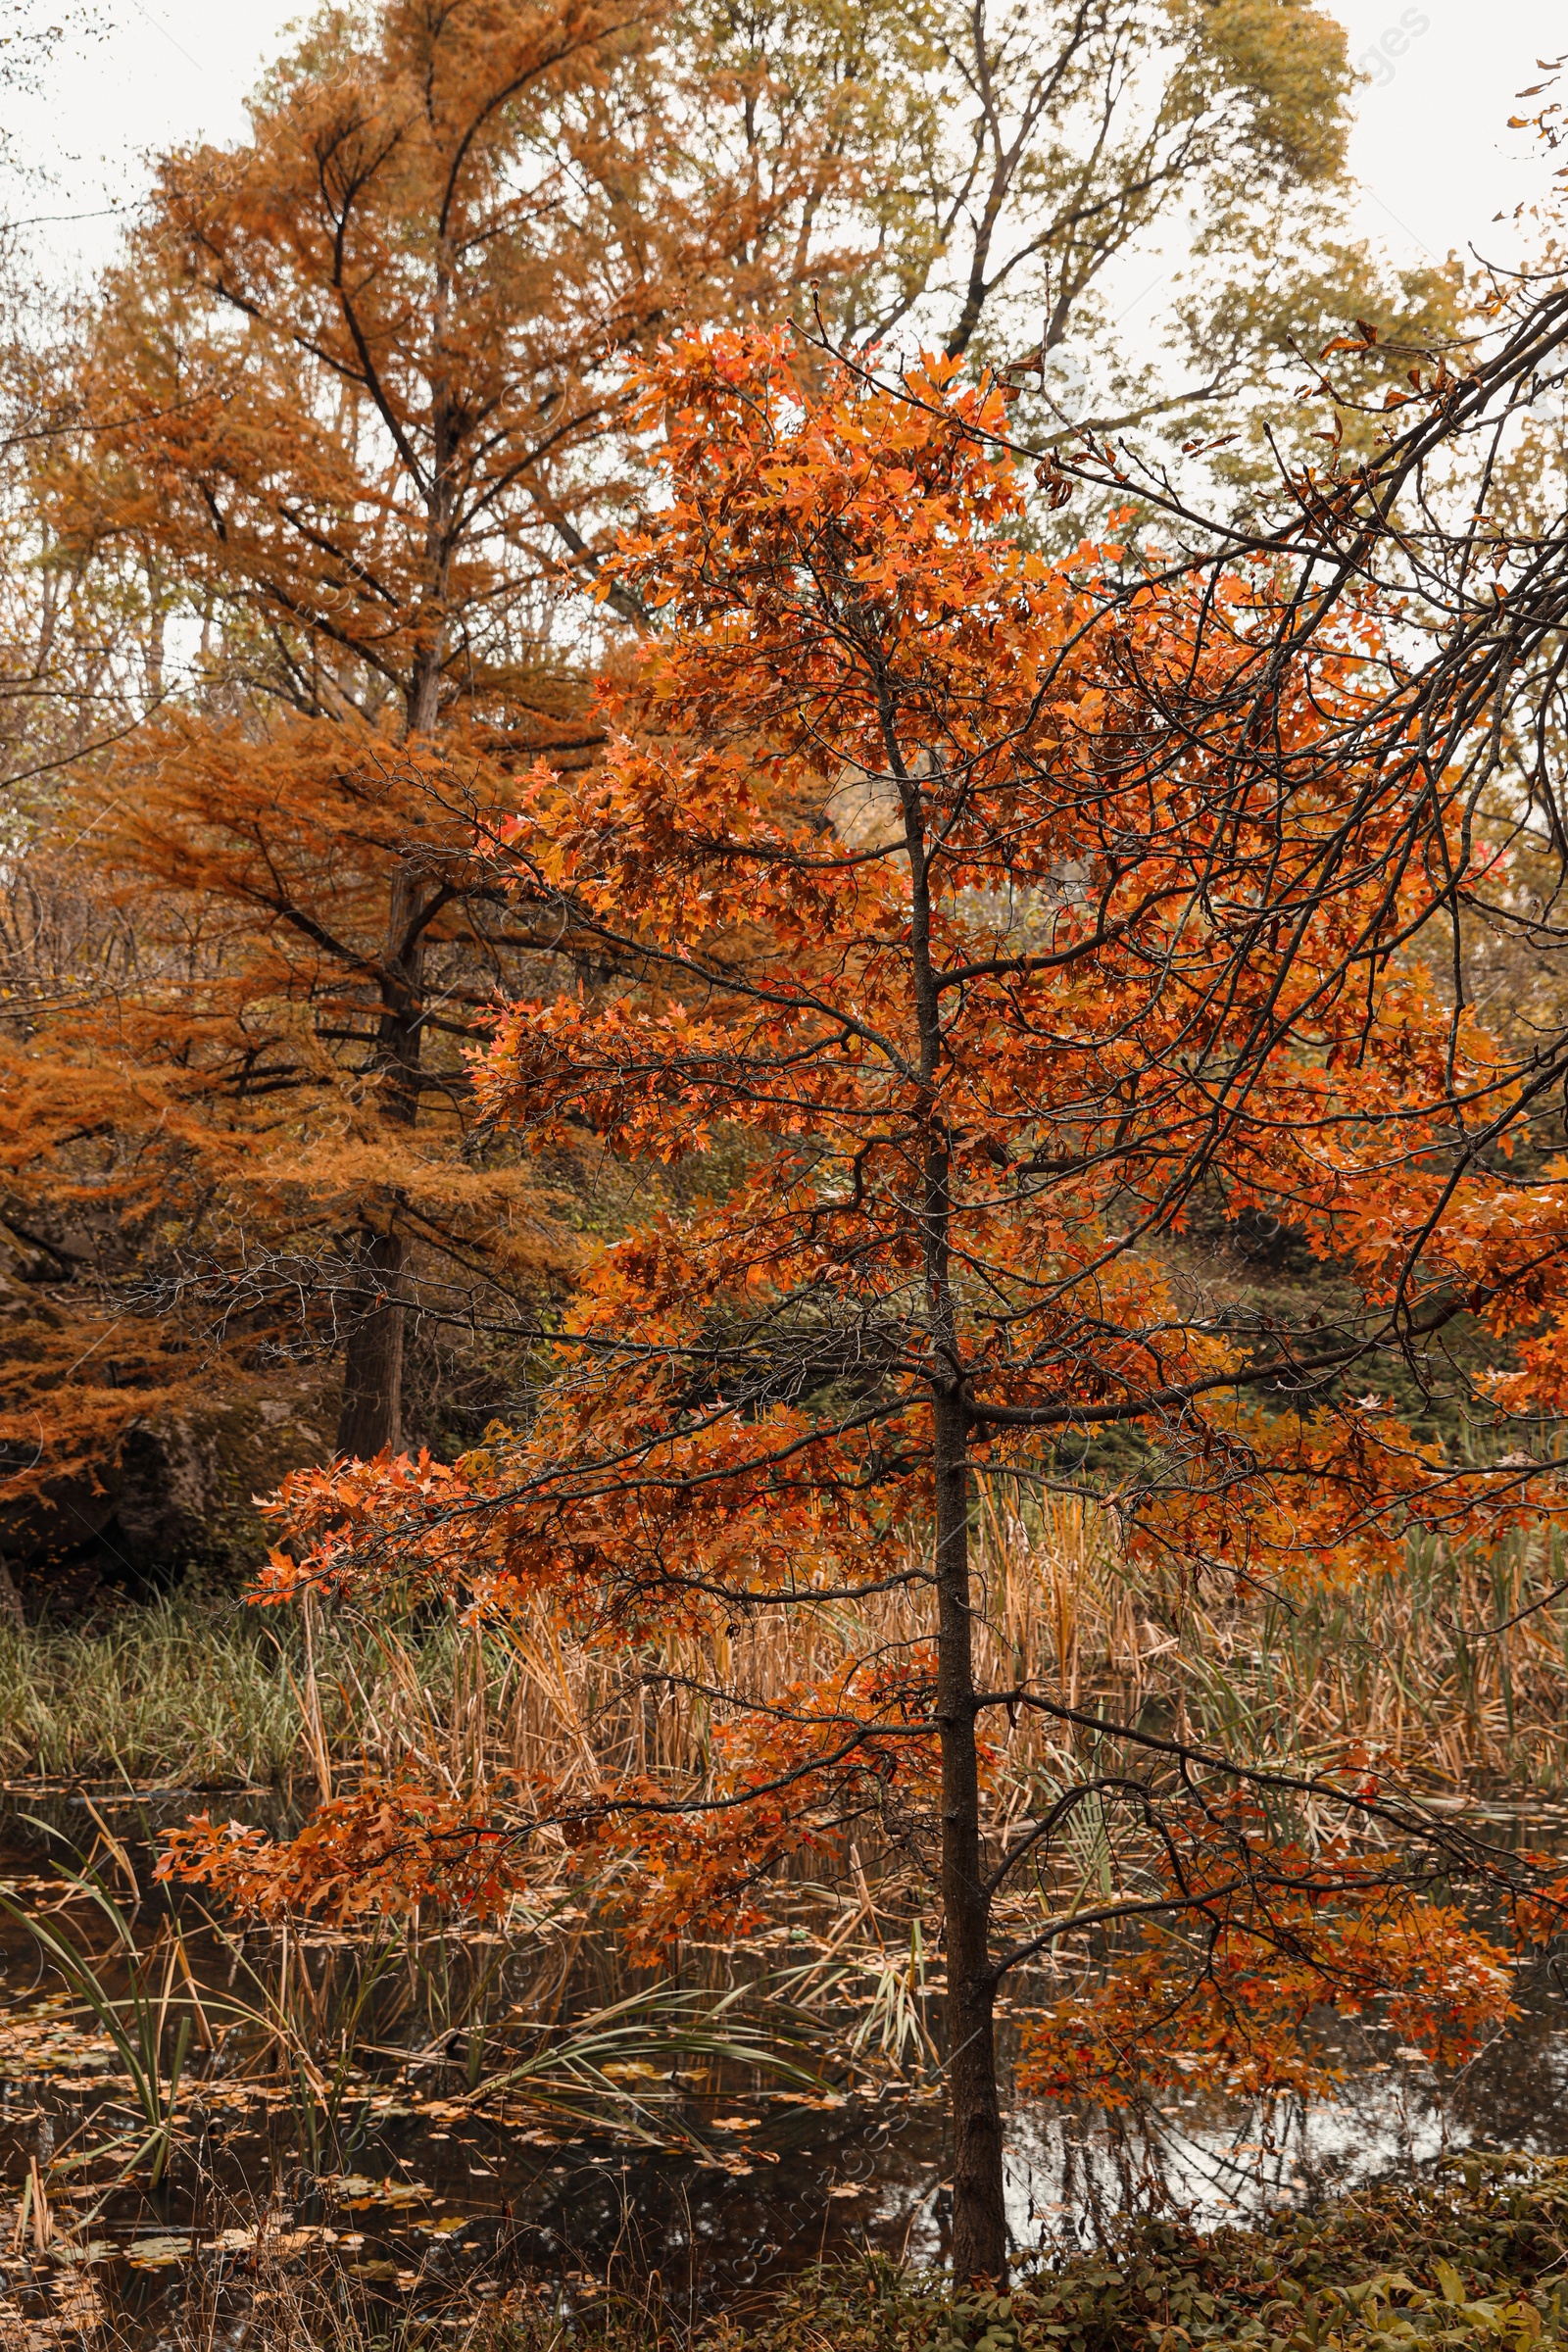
xmin=337 ymin=2177 xmax=432 ymax=2211
xmin=123 ymin=2237 xmax=193 ymax=2270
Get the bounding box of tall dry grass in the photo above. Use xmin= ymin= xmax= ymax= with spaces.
xmin=3 ymin=1510 xmax=1561 ymax=1806
xmin=266 ymin=1498 xmax=1568 ymax=1858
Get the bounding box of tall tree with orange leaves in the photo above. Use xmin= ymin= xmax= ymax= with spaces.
xmin=0 ymin=0 xmax=1449 ymax=1544
xmin=164 ymin=331 xmax=1568 ymax=2278
xmin=2 ymin=0 xmax=922 ymax=1501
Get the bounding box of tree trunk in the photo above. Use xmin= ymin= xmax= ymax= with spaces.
xmin=901 ymin=740 xmax=1008 ymax=2282
xmin=333 ymin=858 xmax=428 ymax=1461
xmin=334 ymin=1224 xmax=407 ymax=1459
xmin=935 ymin=1382 xmax=1007 ymax=2282
xmin=331 ymin=470 xmax=449 ymax=1460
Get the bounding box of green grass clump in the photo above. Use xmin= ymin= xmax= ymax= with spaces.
xmin=0 ymin=1597 xmax=305 ymax=1784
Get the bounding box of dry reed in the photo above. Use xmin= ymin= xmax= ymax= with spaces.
xmin=279 ymin=1499 xmax=1568 ymax=1847
xmin=3 ymin=1510 xmax=1560 ymax=1812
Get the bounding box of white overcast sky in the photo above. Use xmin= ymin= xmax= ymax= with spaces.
xmin=3 ymin=0 xmax=1564 ymax=293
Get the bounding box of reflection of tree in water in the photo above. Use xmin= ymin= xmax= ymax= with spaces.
xmin=1437 ymin=1959 xmax=1568 ymax=2155
xmin=1002 ymin=1956 xmax=1568 ymax=2254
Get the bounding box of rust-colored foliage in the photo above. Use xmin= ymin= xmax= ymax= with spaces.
xmin=3 ymin=0 xmax=895 ymax=1513
xmin=161 ymin=331 xmax=1568 ymax=2278
xmin=1016 ymin=1806 xmax=1517 ymax=2109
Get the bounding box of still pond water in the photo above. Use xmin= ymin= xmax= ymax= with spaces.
xmin=0 ymin=1787 xmax=1562 ymax=2324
